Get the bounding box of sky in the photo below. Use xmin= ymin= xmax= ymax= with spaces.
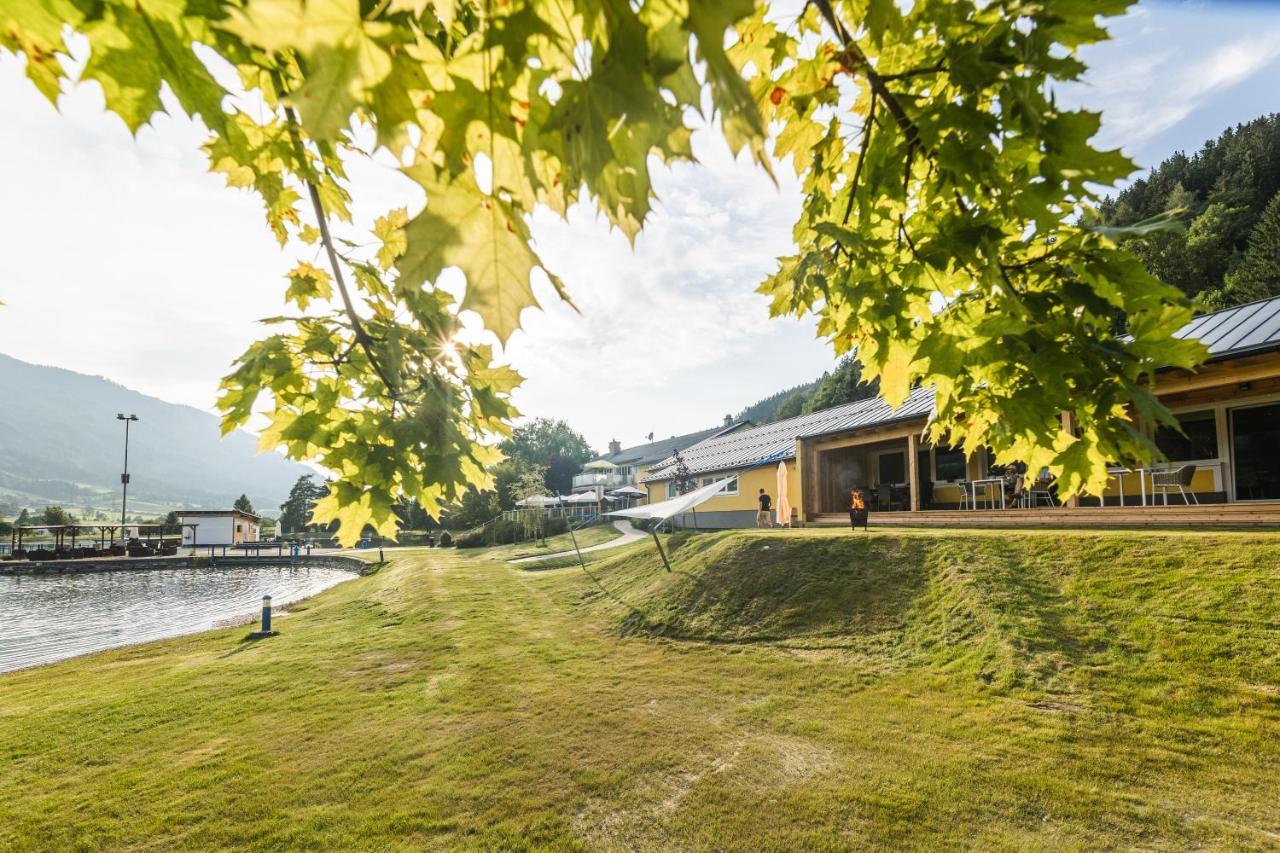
xmin=1 ymin=0 xmax=1279 ymax=456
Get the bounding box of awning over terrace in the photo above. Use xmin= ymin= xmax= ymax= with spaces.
xmin=600 ymin=478 xmax=734 ymax=571
xmin=604 ymin=477 xmax=733 ymax=524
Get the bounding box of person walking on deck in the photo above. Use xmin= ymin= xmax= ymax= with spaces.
xmin=756 ymin=489 xmax=773 ymax=528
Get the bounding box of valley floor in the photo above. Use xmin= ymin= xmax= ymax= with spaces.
xmin=1 ymin=528 xmax=1278 ymax=849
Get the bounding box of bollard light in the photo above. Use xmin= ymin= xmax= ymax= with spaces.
xmin=249 ymin=594 xmax=278 ymax=639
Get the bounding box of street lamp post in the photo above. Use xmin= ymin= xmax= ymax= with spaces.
xmin=117 ymin=414 xmax=139 ymax=545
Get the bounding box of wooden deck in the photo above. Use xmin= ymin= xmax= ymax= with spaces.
xmin=809 ymin=501 xmax=1280 ymax=528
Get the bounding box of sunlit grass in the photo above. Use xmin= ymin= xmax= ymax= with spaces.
xmin=1 ymin=528 xmax=1278 ymax=848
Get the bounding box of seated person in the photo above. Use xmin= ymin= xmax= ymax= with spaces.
xmin=1003 ymin=461 xmax=1028 ymax=506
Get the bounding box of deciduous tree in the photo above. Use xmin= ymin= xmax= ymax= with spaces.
xmin=0 ymin=0 xmax=1204 ymax=535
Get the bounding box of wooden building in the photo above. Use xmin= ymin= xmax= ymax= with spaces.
xmin=642 ymin=296 xmax=1280 ymax=528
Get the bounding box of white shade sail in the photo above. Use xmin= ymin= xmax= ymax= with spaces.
xmin=604 ymin=478 xmax=733 ymax=522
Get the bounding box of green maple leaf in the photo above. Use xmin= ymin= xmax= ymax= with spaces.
xmin=81 ymin=11 xmax=166 ymax=133
xmin=225 ymin=0 xmax=391 ymax=141
xmin=284 ymin=261 xmax=333 ymax=310
xmin=397 ymin=169 xmax=542 ymax=342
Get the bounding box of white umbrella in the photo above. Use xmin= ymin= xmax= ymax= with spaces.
xmin=563 ymin=492 xmax=600 ymax=504
xmin=583 ymin=459 xmax=617 ymax=470
xmin=776 ymin=461 xmax=792 ymax=527
xmin=609 ymin=486 xmax=646 ymax=497
xmin=517 ymin=495 xmax=560 ymax=507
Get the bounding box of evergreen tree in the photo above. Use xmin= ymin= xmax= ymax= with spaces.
xmin=670 ymin=450 xmax=697 ymax=496
xmin=1100 ymin=114 xmax=1280 ymax=305
xmin=802 ymin=356 xmax=880 ymax=415
xmin=15 ymin=508 xmax=31 ymax=526
xmin=233 ymin=494 xmax=255 ymax=514
xmin=1209 ymin=193 xmax=1280 ymax=307
xmin=278 ymin=476 xmax=327 ymax=534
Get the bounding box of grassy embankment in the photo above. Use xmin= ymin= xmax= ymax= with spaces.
xmin=1 ymin=528 xmax=1278 ymax=849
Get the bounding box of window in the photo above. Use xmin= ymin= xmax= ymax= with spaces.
xmin=1155 ymin=409 xmax=1218 ymax=462
xmin=876 ymin=452 xmax=906 ymax=485
xmin=698 ymin=475 xmax=739 ymax=495
xmin=1232 ymin=403 xmax=1280 ymax=501
xmin=933 ymin=445 xmax=967 ymax=482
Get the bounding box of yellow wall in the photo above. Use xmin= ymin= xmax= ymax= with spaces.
xmin=644 ymin=460 xmax=801 ymax=520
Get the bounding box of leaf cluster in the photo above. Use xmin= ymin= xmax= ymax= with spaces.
xmin=744 ymin=0 xmax=1206 ymax=495
xmin=1 ymin=0 xmax=1215 ymax=528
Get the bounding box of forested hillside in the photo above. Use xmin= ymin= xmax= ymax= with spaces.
xmin=1100 ymin=114 xmax=1280 ymax=308
xmin=0 ymin=353 xmax=315 ymax=514
xmin=736 ymin=356 xmax=879 ymax=425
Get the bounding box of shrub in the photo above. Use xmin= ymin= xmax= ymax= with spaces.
xmin=543 ymin=516 xmax=568 ymax=535
xmin=453 ymin=529 xmax=485 ymax=548
xmin=439 ymin=531 xmax=453 ymax=547
xmin=630 ymin=517 xmax=657 ymax=532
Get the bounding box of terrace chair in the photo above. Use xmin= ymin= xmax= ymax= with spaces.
xmin=1025 ymin=474 xmax=1057 ymax=508
xmin=1151 ymin=464 xmax=1199 ymax=505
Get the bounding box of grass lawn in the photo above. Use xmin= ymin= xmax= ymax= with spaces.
xmin=2 ymin=528 xmax=1279 ymax=849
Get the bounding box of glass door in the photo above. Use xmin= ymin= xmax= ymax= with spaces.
xmin=1231 ymin=403 xmax=1280 ymax=501
xmin=876 ymin=450 xmax=906 ymax=485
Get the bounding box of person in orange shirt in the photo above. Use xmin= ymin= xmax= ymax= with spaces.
xmin=850 ymin=487 xmax=868 ymax=531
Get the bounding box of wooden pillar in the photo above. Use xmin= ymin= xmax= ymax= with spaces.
xmin=907 ymin=432 xmax=920 ymax=512
xmin=1061 ymin=412 xmax=1080 ymax=508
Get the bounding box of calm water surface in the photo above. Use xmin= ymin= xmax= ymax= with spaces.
xmin=0 ymin=564 xmax=356 ymax=673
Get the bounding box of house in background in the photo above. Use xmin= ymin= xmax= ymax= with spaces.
xmin=178 ymin=509 xmax=262 ymax=546
xmin=641 ymin=295 xmax=1280 ymax=527
xmin=571 ymin=417 xmax=750 ymax=494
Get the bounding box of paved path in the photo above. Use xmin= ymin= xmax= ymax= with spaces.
xmin=508 ymin=520 xmax=646 ymax=564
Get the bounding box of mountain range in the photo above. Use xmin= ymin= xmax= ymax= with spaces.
xmin=0 ymin=353 xmax=314 ymax=517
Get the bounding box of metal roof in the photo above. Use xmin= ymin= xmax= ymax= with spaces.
xmin=642 ymin=385 xmax=935 ymax=482
xmin=640 ymin=296 xmax=1280 ymax=483
xmin=602 ymin=422 xmax=749 ymax=467
xmin=1173 ymin=294 xmax=1280 ymax=361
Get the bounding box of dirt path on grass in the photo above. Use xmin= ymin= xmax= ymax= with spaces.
xmin=508 ymin=520 xmax=646 ymax=564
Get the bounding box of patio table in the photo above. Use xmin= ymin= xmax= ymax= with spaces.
xmin=1106 ymin=467 xmax=1132 ymax=507
xmin=971 ymin=477 xmax=1005 ymax=510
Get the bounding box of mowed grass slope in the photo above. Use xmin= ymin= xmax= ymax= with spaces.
xmin=1 ymin=529 xmax=1278 ymax=849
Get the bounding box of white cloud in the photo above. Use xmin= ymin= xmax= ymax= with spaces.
xmin=1075 ymin=8 xmax=1280 ymax=155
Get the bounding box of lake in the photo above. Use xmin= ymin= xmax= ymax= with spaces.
xmin=0 ymin=564 xmax=356 ymax=673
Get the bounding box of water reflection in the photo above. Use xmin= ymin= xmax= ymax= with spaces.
xmin=0 ymin=564 xmax=356 ymax=673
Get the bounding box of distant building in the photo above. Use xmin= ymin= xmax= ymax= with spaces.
xmin=178 ymin=510 xmax=262 ymax=546
xmin=571 ymin=417 xmax=751 ymax=494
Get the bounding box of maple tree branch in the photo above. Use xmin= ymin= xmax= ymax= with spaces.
xmin=280 ymin=103 xmax=400 ymax=399
xmin=840 ymin=95 xmax=876 ymax=226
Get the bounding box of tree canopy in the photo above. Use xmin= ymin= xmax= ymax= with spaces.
xmin=234 ymin=493 xmax=256 ymax=514
xmin=1099 ymin=114 xmax=1280 ymax=308
xmin=41 ymin=505 xmax=75 ymax=526
xmin=1 ymin=0 xmax=1206 ymax=541
xmin=278 ymin=474 xmax=327 ymax=533
xmin=499 ymin=418 xmax=594 ymax=495
xmin=737 ymin=355 xmax=878 ymax=424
